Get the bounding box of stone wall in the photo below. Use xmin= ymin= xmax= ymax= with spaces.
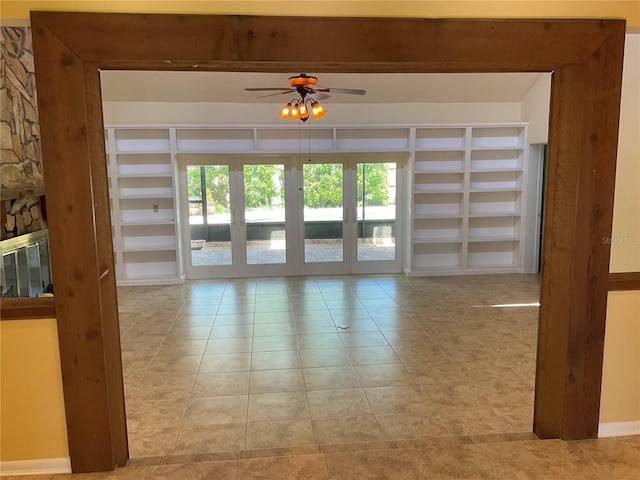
xmin=0 ymin=27 xmax=43 ymax=197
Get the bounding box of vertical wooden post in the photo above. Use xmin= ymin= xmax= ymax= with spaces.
xmin=30 ymin=22 xmax=128 ymax=472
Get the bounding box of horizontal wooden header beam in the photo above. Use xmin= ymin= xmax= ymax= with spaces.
xmin=32 ymin=12 xmax=617 ymax=72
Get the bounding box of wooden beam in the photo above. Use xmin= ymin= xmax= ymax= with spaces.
xmin=29 ymin=20 xmax=127 ymax=472
xmin=535 ymin=25 xmax=625 ymax=439
xmin=0 ymin=297 xmax=56 ymax=320
xmin=609 ymin=272 xmax=640 ymax=291
xmin=34 ymin=12 xmax=606 ymax=72
xmin=28 ymin=11 xmax=626 ymax=472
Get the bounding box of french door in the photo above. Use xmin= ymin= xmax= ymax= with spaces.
xmin=178 ymin=154 xmax=403 ymax=278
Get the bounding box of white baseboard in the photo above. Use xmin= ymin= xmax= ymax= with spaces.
xmin=0 ymin=457 xmax=71 ymax=477
xmin=598 ymin=421 xmax=640 ymax=438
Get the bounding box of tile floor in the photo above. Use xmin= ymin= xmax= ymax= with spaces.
xmin=12 ymin=274 xmax=639 ymax=478
xmin=117 ymin=274 xmax=540 ymax=460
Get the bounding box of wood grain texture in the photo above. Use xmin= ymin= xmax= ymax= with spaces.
xmin=32 ymin=12 xmax=606 ymax=72
xmin=535 ymin=25 xmax=625 ymax=440
xmin=0 ymin=297 xmax=55 ymax=320
xmin=608 ymin=272 xmax=640 ymax=291
xmin=29 ymin=20 xmax=126 ymax=472
xmin=27 ymin=11 xmax=626 ymax=472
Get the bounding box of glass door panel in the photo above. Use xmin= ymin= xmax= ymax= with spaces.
xmin=243 ymin=164 xmax=287 ymax=265
xmin=356 ymin=162 xmax=397 ymax=262
xmin=187 ymin=164 xmax=233 ymax=266
xmin=303 ymin=163 xmax=344 ymax=263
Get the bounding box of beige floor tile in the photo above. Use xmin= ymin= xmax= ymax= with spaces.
xmin=131 ymin=373 xmax=197 ymax=401
xmin=175 ymin=315 xmax=215 ymax=327
xmin=165 ymin=326 xmax=213 ymax=341
xmin=252 ymin=335 xmax=298 ymax=352
xmin=144 ymin=461 xmax=237 ymax=480
xmin=307 ymin=388 xmax=372 ymax=418
xmin=120 ymin=274 xmax=545 ymax=460
xmin=213 ymin=313 xmax=254 ymax=325
xmin=173 ymin=423 xmax=246 ymax=455
xmin=412 ymin=442 xmax=518 ymax=479
xmin=192 ymin=372 xmax=250 ymax=397
xmin=248 ymin=391 xmax=310 ymax=422
xmin=199 ymin=353 xmax=251 ymax=373
xmin=354 ymin=364 xmax=415 ymax=387
xmin=575 ymin=437 xmax=640 ymax=479
xmin=254 ymin=311 xmax=294 ymax=323
xmin=339 ymin=331 xmax=389 ymax=348
xmin=245 ymin=419 xmax=315 ymax=450
xmin=128 ymin=425 xmax=181 ymax=458
xmin=184 ymin=395 xmax=248 ymax=426
xmin=250 ymin=350 xmax=300 ymax=370
xmin=346 ymin=346 xmax=401 ymax=365
xmin=205 ymin=337 xmax=252 ymax=354
xmin=376 ymin=412 xmax=459 ymax=440
xmin=325 ymin=449 xmax=422 ymax=480
xmin=299 ymin=348 xmax=350 ymax=368
xmin=296 ymin=332 xmax=344 ymax=349
xmin=492 ymin=439 xmax=608 ymax=480
xmin=147 ymin=355 xmax=203 ymax=376
xmin=303 ymin=366 xmax=360 ymax=390
xmin=126 ymin=397 xmax=189 ymax=432
xmin=363 ymin=385 xmax=428 ymax=415
xmin=252 ymin=322 xmax=295 ymax=337
xmin=236 ymin=454 xmax=329 ymax=480
xmin=249 ymin=369 xmax=305 ymax=393
xmin=156 ymin=339 xmax=208 ymax=356
xmin=294 ymin=321 xmax=338 ymax=334
xmin=210 ymin=324 xmax=254 ymax=339
xmin=312 ymin=415 xmax=383 ymax=444
xmin=54 ymin=466 xmax=150 ymax=479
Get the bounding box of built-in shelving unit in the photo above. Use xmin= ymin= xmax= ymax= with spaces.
xmin=106 ymin=123 xmax=533 ymax=284
xmin=408 ymin=125 xmax=528 ymax=275
xmin=106 ymin=128 xmax=182 ymax=286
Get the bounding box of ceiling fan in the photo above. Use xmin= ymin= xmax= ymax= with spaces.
xmin=245 ymin=73 xmax=366 ymax=122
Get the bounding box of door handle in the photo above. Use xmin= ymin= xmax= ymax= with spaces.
xmin=240 ymin=211 xmax=245 ymax=227
xmin=353 ymin=207 xmax=357 ymax=224
xmin=231 ymin=210 xmax=236 ymax=226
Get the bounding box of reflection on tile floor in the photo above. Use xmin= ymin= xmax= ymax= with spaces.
xmin=20 ymin=274 xmax=640 ymax=478
xmin=117 ymin=274 xmax=541 ymax=459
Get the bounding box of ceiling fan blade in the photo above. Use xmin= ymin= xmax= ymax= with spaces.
xmin=316 ymin=87 xmax=367 ymax=95
xmin=245 ymin=87 xmax=294 ymax=92
xmin=255 ymin=90 xmax=297 ymax=99
xmin=309 ymin=92 xmax=331 ymax=100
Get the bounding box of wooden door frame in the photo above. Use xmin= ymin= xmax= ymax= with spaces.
xmin=29 ymin=12 xmax=625 ymax=472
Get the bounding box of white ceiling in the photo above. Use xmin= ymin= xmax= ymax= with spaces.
xmin=100 ymin=71 xmax=545 ymax=104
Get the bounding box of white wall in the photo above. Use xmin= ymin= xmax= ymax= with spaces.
xmin=521 ymin=74 xmax=551 ymax=144
xmin=102 ymin=101 xmax=522 ymax=126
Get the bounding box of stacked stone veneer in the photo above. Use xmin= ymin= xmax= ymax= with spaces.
xmin=1 ymin=27 xmax=43 ymax=194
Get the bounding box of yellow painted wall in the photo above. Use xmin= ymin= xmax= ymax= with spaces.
xmin=1 ymin=1 xmax=639 ymax=27
xmin=599 ymin=32 xmax=640 ymax=426
xmin=601 ymin=291 xmax=640 ymax=423
xmin=0 ymin=319 xmax=69 ymax=462
xmin=0 ymin=2 xmax=638 ymax=466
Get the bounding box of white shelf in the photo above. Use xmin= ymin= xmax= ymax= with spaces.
xmin=335 ymin=128 xmax=410 ymax=151
xmin=415 ymin=127 xmax=465 ymax=150
xmin=104 ymin=123 xmax=531 ymax=281
xmin=176 ymin=128 xmax=254 ymax=152
xmin=414 ymin=150 xmax=465 ymax=172
xmin=409 ymin=124 xmax=528 ymax=275
xmin=115 ymin=129 xmax=171 ymax=153
xmin=107 ymin=127 xmax=182 ymax=286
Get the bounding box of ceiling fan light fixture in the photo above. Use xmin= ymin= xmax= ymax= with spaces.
xmin=279 ymin=102 xmax=292 ymax=118
xmin=310 ymin=100 xmax=327 ymax=119
xmin=289 ymin=101 xmax=300 ymax=119
xmin=298 ymin=102 xmax=308 ymax=119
